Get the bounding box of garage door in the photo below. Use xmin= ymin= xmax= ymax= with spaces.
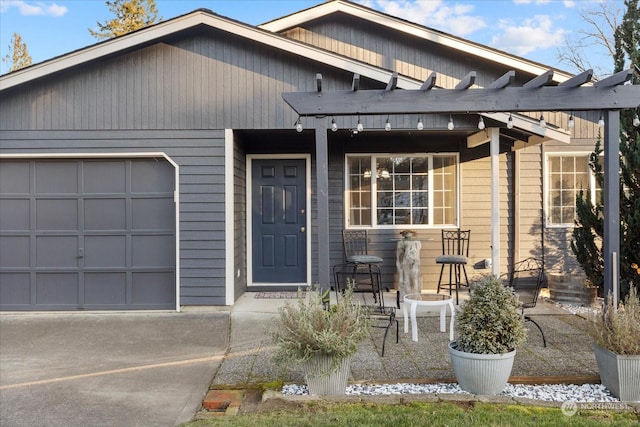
xmin=0 ymin=159 xmax=176 ymax=310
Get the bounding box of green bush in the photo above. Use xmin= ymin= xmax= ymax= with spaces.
xmin=271 ymin=284 xmax=371 ymax=371
xmin=455 ymin=275 xmax=527 ymax=354
xmin=588 ymin=287 xmax=640 ymax=355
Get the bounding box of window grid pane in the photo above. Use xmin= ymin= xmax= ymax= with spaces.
xmin=547 ymin=154 xmax=592 ymax=226
xmin=346 ymin=157 xmax=371 ymax=226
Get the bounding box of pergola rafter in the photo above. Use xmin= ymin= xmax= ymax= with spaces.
xmin=283 ymin=68 xmax=640 ymax=304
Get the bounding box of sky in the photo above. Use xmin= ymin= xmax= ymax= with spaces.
xmin=0 ymin=0 xmax=625 ymax=76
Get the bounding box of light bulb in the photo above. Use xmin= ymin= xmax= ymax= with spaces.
xmin=447 ymin=116 xmax=454 ymax=131
xmin=416 ymin=118 xmax=424 ymax=131
xmin=507 ymin=114 xmax=514 ymax=129
xmin=568 ymin=114 xmax=575 ymax=128
xmin=331 ymin=118 xmax=338 ymax=132
xmin=478 ymin=116 xmax=485 ymax=130
xmin=295 ymin=119 xmax=303 ymax=133
xmin=385 ymin=119 xmax=391 ymax=131
xmin=633 ymin=113 xmax=640 ymax=127
xmin=539 ymin=115 xmax=546 ymax=128
xmin=598 ymin=116 xmax=605 ymax=128
xmin=356 ymin=118 xmax=364 ymax=132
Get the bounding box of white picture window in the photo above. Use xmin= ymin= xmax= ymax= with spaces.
xmin=546 ymin=153 xmax=598 ymax=227
xmin=346 ymin=154 xmax=458 ymax=228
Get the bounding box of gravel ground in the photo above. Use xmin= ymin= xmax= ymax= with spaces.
xmin=283 ymin=298 xmax=616 ymax=403
xmin=282 ymin=382 xmax=618 ymax=402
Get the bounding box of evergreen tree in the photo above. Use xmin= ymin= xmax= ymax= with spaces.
xmin=571 ymin=0 xmax=640 ymax=299
xmin=2 ymin=32 xmax=33 ymax=72
xmin=89 ymin=0 xmax=160 ymax=40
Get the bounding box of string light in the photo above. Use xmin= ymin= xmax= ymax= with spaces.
xmin=478 ymin=115 xmax=485 ymax=130
xmin=539 ymin=114 xmax=546 ymax=128
xmin=295 ymin=117 xmax=303 ymax=133
xmin=356 ymin=116 xmax=364 ymax=132
xmin=598 ymin=115 xmax=605 ymax=128
xmin=568 ymin=113 xmax=574 ymax=128
xmin=331 ymin=118 xmax=338 ymax=132
xmin=447 ymin=115 xmax=455 ymax=131
xmin=507 ymin=114 xmax=514 ymax=129
xmin=385 ymin=116 xmax=391 ymax=131
xmin=416 ymin=118 xmax=424 ymax=131
xmin=633 ymin=112 xmax=640 ymax=127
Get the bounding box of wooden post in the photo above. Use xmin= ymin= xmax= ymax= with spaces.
xmin=490 ymin=128 xmax=501 ymax=276
xmin=314 ymin=117 xmax=331 ymax=287
xmin=603 ymin=110 xmax=620 ymax=307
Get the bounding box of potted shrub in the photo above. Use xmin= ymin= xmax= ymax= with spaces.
xmin=588 ymin=286 xmax=640 ymax=401
xmin=449 ymin=275 xmax=527 ymax=395
xmin=271 ymin=284 xmax=370 ymax=395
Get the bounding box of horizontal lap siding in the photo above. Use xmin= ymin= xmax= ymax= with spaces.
xmin=0 ymin=130 xmax=226 ymax=305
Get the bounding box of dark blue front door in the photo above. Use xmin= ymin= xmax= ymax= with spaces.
xmin=251 ymin=159 xmax=307 ymax=283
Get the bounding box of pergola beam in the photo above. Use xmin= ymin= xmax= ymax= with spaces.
xmin=488 ymin=70 xmax=515 ymax=89
xmin=283 ymin=85 xmax=640 ymax=116
xmin=523 ymin=69 xmax=554 ymax=88
xmin=420 ymin=71 xmax=437 ymax=90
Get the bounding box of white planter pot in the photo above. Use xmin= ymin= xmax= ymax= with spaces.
xmin=302 ymin=354 xmax=351 ymax=395
xmin=448 ymin=341 xmax=515 ymax=395
xmin=592 ymin=343 xmax=640 ymax=402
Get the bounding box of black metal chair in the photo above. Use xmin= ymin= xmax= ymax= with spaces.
xmin=436 ymin=229 xmax=470 ymax=304
xmin=333 ymin=263 xmax=398 ymax=356
xmin=505 ymin=257 xmax=547 ymax=347
xmin=342 ymin=230 xmax=384 ymax=299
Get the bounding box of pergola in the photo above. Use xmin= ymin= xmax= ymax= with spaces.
xmin=282 ymin=68 xmax=640 ymax=303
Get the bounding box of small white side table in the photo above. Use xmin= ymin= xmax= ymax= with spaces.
xmin=403 ymin=293 xmax=455 ymax=342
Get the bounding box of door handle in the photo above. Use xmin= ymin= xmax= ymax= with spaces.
xmin=301 ymin=227 xmax=305 ymax=233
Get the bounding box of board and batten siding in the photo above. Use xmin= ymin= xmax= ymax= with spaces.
xmin=0 ymin=129 xmax=227 ymax=305
xmin=0 ymin=31 xmax=355 ymax=132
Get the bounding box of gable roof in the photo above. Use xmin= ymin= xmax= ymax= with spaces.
xmin=0 ymin=3 xmax=569 ymax=142
xmin=0 ymin=8 xmax=415 ymax=92
xmin=260 ymin=0 xmax=575 ymax=83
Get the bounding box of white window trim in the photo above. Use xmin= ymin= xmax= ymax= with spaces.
xmin=544 ymin=151 xmax=597 ymax=228
xmin=344 ymin=152 xmax=460 ymax=229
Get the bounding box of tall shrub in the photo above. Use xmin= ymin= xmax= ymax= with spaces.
xmin=571 ymin=0 xmax=640 ymax=299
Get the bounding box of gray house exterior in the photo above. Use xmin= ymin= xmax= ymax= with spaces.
xmin=0 ymin=1 xmax=601 ymax=311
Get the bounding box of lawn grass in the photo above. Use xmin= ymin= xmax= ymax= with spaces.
xmin=184 ymin=401 xmax=639 ymax=426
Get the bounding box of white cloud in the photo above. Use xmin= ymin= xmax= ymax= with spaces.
xmin=0 ymin=1 xmax=67 ymax=16
xmin=362 ymin=0 xmax=486 ymax=36
xmin=491 ymin=15 xmax=568 ymax=55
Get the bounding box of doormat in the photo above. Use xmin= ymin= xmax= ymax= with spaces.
xmin=254 ymin=292 xmax=303 ymax=299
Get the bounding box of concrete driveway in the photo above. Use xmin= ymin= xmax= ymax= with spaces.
xmin=0 ymin=310 xmax=229 ymax=427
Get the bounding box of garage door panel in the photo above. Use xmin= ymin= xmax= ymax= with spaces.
xmin=1 ymin=159 xmax=175 ymax=311
xmin=0 ymin=236 xmax=30 ymax=268
xmin=36 ymin=199 xmax=78 ymax=230
xmin=83 ymin=161 xmax=126 ymax=193
xmin=35 ymin=162 xmax=78 ymax=194
xmin=132 ymin=235 xmax=175 ymax=267
xmin=132 ymin=198 xmax=174 ymax=229
xmin=0 ymin=199 xmax=30 ymax=230
xmin=36 ymin=236 xmax=78 ymax=267
xmin=84 ymin=236 xmax=126 ymax=268
xmin=36 ymin=273 xmax=78 ymax=305
xmin=132 ymin=272 xmax=175 ymax=305
xmin=0 ymin=161 xmax=30 ymax=193
xmin=84 ymin=273 xmax=127 ymax=305
xmin=131 ymin=160 xmax=174 ymax=193
xmin=84 ymin=199 xmax=126 ymax=230
xmin=0 ymin=273 xmax=31 ymax=305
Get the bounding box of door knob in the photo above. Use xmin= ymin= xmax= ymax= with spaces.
xmin=301 ymin=227 xmax=305 ymax=233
